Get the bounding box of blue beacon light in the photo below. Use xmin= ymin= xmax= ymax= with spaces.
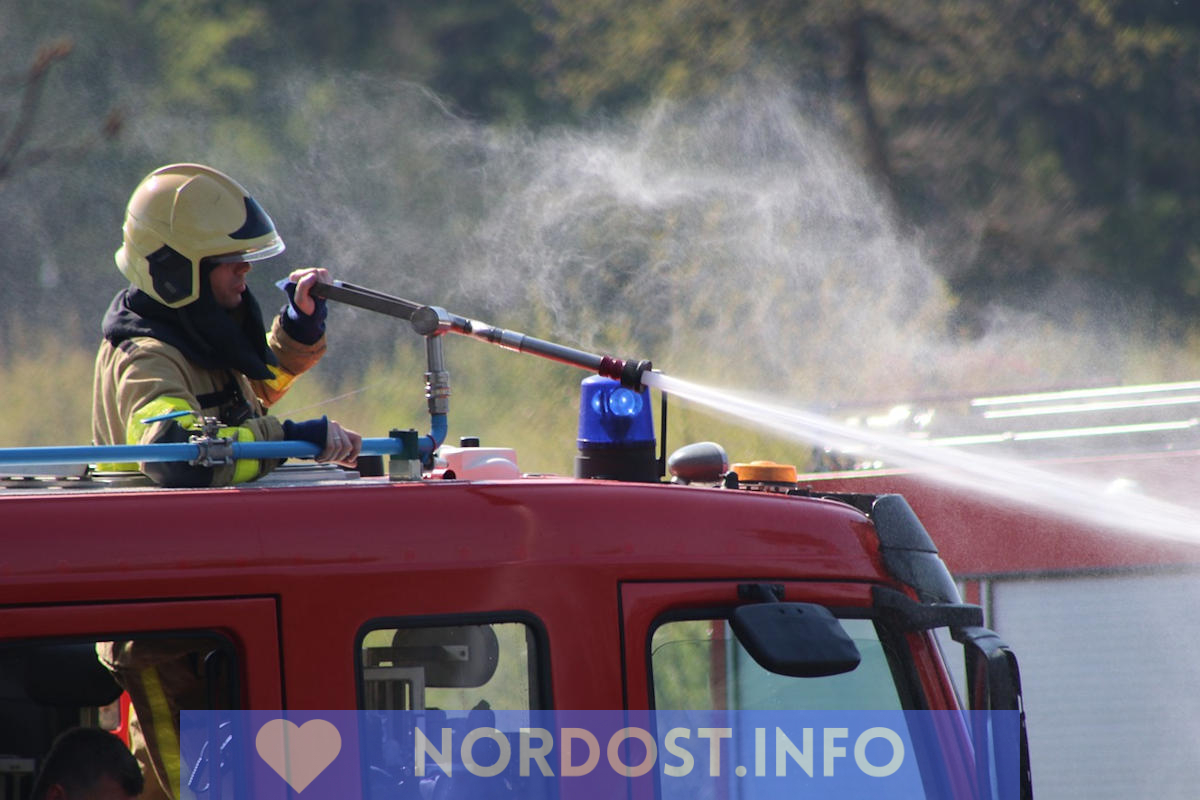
xmin=575 ymin=375 xmax=658 ymax=482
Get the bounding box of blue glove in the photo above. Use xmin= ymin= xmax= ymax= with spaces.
xmin=275 ymin=278 xmax=328 ymax=345
xmin=282 ymin=416 xmax=328 ymax=446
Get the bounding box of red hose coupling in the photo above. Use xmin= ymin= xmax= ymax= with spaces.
xmin=598 ymin=356 xmax=652 ymax=390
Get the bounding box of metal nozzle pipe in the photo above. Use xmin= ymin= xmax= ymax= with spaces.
xmin=425 ymin=336 xmax=451 ymax=417
xmin=312 ymin=280 xmax=652 ymax=388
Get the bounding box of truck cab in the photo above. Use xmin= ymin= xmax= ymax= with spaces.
xmin=0 ymin=455 xmax=1029 ymax=799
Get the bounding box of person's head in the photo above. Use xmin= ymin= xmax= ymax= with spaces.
xmin=29 ymin=727 xmax=144 ymax=800
xmin=115 ymin=163 xmax=285 ymax=310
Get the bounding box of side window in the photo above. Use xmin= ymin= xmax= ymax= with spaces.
xmin=356 ymin=620 xmax=545 ymax=800
xmin=651 ymin=617 xmax=905 ymax=710
xmin=358 ymin=620 xmax=544 ymax=711
xmin=0 ymin=633 xmax=236 ymax=800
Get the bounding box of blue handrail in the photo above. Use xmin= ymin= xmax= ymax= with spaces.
xmin=0 ymin=437 xmax=414 ymax=468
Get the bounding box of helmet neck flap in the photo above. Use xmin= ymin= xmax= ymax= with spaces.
xmin=103 ymin=266 xmax=279 ymax=381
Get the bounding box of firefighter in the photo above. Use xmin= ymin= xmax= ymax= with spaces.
xmin=91 ymin=163 xmax=362 ymax=800
xmin=92 ymin=163 xmax=361 ymax=486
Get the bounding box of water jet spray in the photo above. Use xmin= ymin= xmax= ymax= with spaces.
xmin=640 ymin=371 xmax=1200 ymax=545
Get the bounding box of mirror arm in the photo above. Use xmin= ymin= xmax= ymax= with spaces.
xmin=872 ymin=585 xmax=984 ymax=632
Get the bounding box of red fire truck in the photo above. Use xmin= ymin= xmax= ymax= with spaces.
xmin=0 ymin=285 xmax=1031 ymax=799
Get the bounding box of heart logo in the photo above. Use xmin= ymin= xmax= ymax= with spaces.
xmin=255 ymin=719 xmax=342 ymax=792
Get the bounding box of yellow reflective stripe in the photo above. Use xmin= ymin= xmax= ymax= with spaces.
xmin=121 ymin=396 xmax=266 ymax=484
xmin=128 ymin=396 xmax=197 ymax=444
xmin=139 ymin=667 xmax=182 ymax=799
xmin=219 ymin=425 xmax=261 ymax=484
xmin=262 ymin=364 xmax=296 ymax=395
xmin=98 ymin=396 xmax=199 ymax=474
xmin=95 ymin=461 xmax=139 ymax=472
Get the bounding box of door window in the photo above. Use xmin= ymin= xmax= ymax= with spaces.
xmin=0 ymin=598 xmax=278 ymax=800
xmin=651 ymin=617 xmax=905 ymax=710
xmin=358 ymin=619 xmax=545 ymax=712
xmin=0 ymin=633 xmax=237 ymax=800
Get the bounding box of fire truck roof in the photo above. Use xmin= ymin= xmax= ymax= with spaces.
xmin=0 ymin=470 xmax=893 ymax=609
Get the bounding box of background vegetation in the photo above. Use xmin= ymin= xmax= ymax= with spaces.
xmin=2 ymin=0 xmax=1199 ymax=473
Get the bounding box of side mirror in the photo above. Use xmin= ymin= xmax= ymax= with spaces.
xmin=729 ymin=602 xmax=861 ymax=678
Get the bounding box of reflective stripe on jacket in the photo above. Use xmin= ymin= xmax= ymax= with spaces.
xmin=92 ymin=314 xmax=325 ymax=486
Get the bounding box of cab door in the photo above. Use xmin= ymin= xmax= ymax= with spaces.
xmin=620 ymin=581 xmax=1001 ymax=800
xmin=0 ymin=598 xmax=281 ymax=798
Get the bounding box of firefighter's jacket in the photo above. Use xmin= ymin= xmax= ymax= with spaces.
xmin=93 ymin=286 xmax=326 ymax=486
xmin=97 ymin=640 xmax=216 ymax=800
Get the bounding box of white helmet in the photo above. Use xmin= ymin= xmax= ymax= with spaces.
xmin=115 ymin=163 xmax=285 ymax=308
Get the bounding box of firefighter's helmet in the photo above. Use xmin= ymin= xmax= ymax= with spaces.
xmin=115 ymin=163 xmax=285 ymax=308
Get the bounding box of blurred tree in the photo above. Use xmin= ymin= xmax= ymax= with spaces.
xmin=529 ymin=0 xmax=913 ymax=175
xmin=531 ymin=0 xmax=1200 ymax=326
xmin=257 ymin=0 xmax=408 ymax=72
xmin=256 ymin=0 xmax=553 ymax=123
xmin=875 ymin=0 xmax=1200 ymax=325
xmin=390 ymin=0 xmax=553 ymax=122
xmin=0 ymin=38 xmax=121 ymax=182
xmin=0 ymin=0 xmax=282 ymax=339
xmin=531 ymin=0 xmax=761 ymax=116
xmin=132 ymin=0 xmax=273 ymax=113
xmin=3 ymin=0 xmax=1200 ymax=353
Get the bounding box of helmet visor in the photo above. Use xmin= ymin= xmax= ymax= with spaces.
xmin=207 ymin=238 xmax=286 ymax=265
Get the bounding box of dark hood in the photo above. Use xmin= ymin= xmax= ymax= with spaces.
xmin=103 ymin=276 xmax=278 ymax=380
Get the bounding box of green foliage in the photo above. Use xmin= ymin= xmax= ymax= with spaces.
xmin=0 ymin=328 xmax=95 ymax=447
xmin=137 ymin=0 xmax=271 ymax=112
xmin=531 ymin=0 xmax=758 ymax=116
xmin=397 ymin=0 xmax=552 ymax=123
xmin=530 ymin=0 xmax=1200 ymax=322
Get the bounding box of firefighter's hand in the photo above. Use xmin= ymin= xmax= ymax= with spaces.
xmin=288 ymin=267 xmax=332 ymax=316
xmin=318 ymin=420 xmax=361 ymax=467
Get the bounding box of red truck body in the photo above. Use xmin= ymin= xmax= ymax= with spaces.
xmin=0 ymin=458 xmax=1027 ymax=798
